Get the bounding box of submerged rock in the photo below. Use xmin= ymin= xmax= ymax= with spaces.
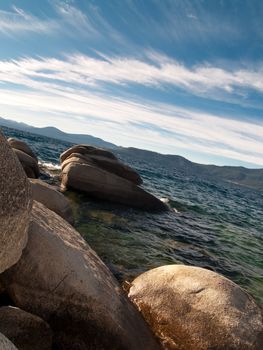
xmin=61 ymin=161 xmax=167 ymax=211
xmin=0 ymin=306 xmax=52 ymax=350
xmin=0 ymin=132 xmax=32 ymax=273
xmin=1 ymin=201 xmax=160 ymax=350
xmin=30 ymin=179 xmax=74 ymax=224
xmin=128 ymin=265 xmax=263 ymax=350
xmin=0 ymin=333 xmax=18 ymax=350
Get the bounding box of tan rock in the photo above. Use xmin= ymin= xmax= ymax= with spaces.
xmin=0 ymin=132 xmax=32 ymax=273
xmin=0 ymin=333 xmax=18 ymax=350
xmin=30 ymin=179 xmax=73 ymax=224
xmin=128 ymin=265 xmax=263 ymax=350
xmin=62 ymin=152 xmax=142 ymax=185
xmin=0 ymin=306 xmax=52 ymax=350
xmin=7 ymin=138 xmax=37 ymax=161
xmin=60 ymin=144 xmax=117 ymax=163
xmin=13 ymin=149 xmax=39 ymax=178
xmin=61 ymin=162 xmax=167 ymax=211
xmin=1 ymin=201 xmax=160 ymax=350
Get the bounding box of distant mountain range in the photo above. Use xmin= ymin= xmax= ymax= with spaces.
xmin=0 ymin=117 xmax=117 ymax=149
xmin=1 ymin=116 xmax=262 ymax=191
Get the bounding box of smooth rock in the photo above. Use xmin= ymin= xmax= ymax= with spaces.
xmin=1 ymin=201 xmax=160 ymax=350
xmin=0 ymin=306 xmax=52 ymax=350
xmin=13 ymin=149 xmax=39 ymax=178
xmin=128 ymin=265 xmax=263 ymax=350
xmin=60 ymin=144 xmax=117 ymax=163
xmin=7 ymin=138 xmax=37 ymax=161
xmin=30 ymin=179 xmax=74 ymax=224
xmin=0 ymin=333 xmax=18 ymax=350
xmin=61 ymin=162 xmax=167 ymax=211
xmin=62 ymin=152 xmax=142 ymax=185
xmin=0 ymin=132 xmax=32 ymax=273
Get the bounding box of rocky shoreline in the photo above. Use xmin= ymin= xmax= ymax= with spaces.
xmin=0 ymin=131 xmax=262 ymax=350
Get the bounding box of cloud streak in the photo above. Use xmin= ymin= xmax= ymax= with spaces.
xmin=0 ymin=53 xmax=262 ymax=166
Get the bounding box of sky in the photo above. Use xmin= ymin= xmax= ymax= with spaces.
xmin=0 ymin=0 xmax=263 ymax=168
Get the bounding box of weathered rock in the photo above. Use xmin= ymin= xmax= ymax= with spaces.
xmin=62 ymin=152 xmax=142 ymax=185
xmin=0 ymin=201 xmax=160 ymax=350
xmin=0 ymin=333 xmax=18 ymax=350
xmin=30 ymin=179 xmax=74 ymax=224
xmin=61 ymin=162 xmax=167 ymax=211
xmin=0 ymin=306 xmax=52 ymax=350
xmin=60 ymin=144 xmax=117 ymax=163
xmin=128 ymin=265 xmax=263 ymax=350
xmin=13 ymin=149 xmax=39 ymax=178
xmin=0 ymin=132 xmax=32 ymax=273
xmin=7 ymin=138 xmax=37 ymax=161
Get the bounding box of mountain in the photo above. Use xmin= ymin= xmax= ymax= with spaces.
xmin=1 ymin=116 xmax=262 ymax=191
xmin=116 ymin=147 xmax=263 ymax=191
xmin=0 ymin=117 xmax=117 ymax=149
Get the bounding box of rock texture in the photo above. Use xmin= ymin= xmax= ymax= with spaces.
xmin=30 ymin=179 xmax=73 ymax=224
xmin=0 ymin=333 xmax=18 ymax=350
xmin=0 ymin=306 xmax=52 ymax=350
xmin=60 ymin=144 xmax=117 ymax=163
xmin=1 ymin=201 xmax=160 ymax=350
xmin=0 ymin=132 xmax=32 ymax=273
xmin=128 ymin=265 xmax=263 ymax=350
xmin=7 ymin=138 xmax=37 ymax=161
xmin=62 ymin=152 xmax=142 ymax=185
xmin=12 ymin=149 xmax=39 ymax=178
xmin=61 ymin=161 xmax=167 ymax=211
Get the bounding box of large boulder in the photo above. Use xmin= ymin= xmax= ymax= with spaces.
xmin=0 ymin=333 xmax=18 ymax=350
xmin=62 ymin=152 xmax=142 ymax=185
xmin=128 ymin=265 xmax=263 ymax=350
xmin=0 ymin=306 xmax=52 ymax=350
xmin=7 ymin=138 xmax=37 ymax=161
xmin=0 ymin=132 xmax=32 ymax=273
xmin=0 ymin=201 xmax=160 ymax=350
xmin=30 ymin=179 xmax=74 ymax=224
xmin=61 ymin=162 xmax=167 ymax=211
xmin=60 ymin=144 xmax=117 ymax=163
xmin=13 ymin=149 xmax=39 ymax=178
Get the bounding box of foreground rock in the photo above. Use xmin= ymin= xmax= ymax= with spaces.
xmin=0 ymin=306 xmax=52 ymax=350
xmin=61 ymin=161 xmax=167 ymax=211
xmin=0 ymin=333 xmax=18 ymax=350
xmin=128 ymin=265 xmax=263 ymax=350
xmin=30 ymin=179 xmax=74 ymax=224
xmin=0 ymin=132 xmax=32 ymax=273
xmin=1 ymin=202 xmax=160 ymax=350
xmin=7 ymin=138 xmax=38 ymax=161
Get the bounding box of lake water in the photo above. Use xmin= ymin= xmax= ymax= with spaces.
xmin=2 ymin=126 xmax=263 ymax=304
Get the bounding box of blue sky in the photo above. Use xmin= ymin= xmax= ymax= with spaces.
xmin=0 ymin=0 xmax=263 ymax=167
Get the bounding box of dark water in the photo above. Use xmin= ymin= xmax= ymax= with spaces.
xmin=2 ymin=126 xmax=263 ymax=303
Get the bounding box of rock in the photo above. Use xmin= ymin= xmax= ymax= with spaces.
xmin=13 ymin=149 xmax=39 ymax=178
xmin=0 ymin=306 xmax=52 ymax=350
xmin=0 ymin=201 xmax=160 ymax=350
xmin=128 ymin=265 xmax=263 ymax=350
xmin=0 ymin=333 xmax=18 ymax=350
xmin=7 ymin=138 xmax=38 ymax=161
xmin=60 ymin=144 xmax=117 ymax=163
xmin=61 ymin=162 xmax=167 ymax=211
xmin=0 ymin=132 xmax=32 ymax=273
xmin=62 ymin=152 xmax=142 ymax=185
xmin=30 ymin=179 xmax=74 ymax=224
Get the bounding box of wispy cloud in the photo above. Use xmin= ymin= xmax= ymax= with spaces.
xmin=1 ymin=53 xmax=263 ymax=97
xmin=0 ymin=6 xmax=57 ymax=35
xmin=0 ymin=53 xmax=262 ymax=166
